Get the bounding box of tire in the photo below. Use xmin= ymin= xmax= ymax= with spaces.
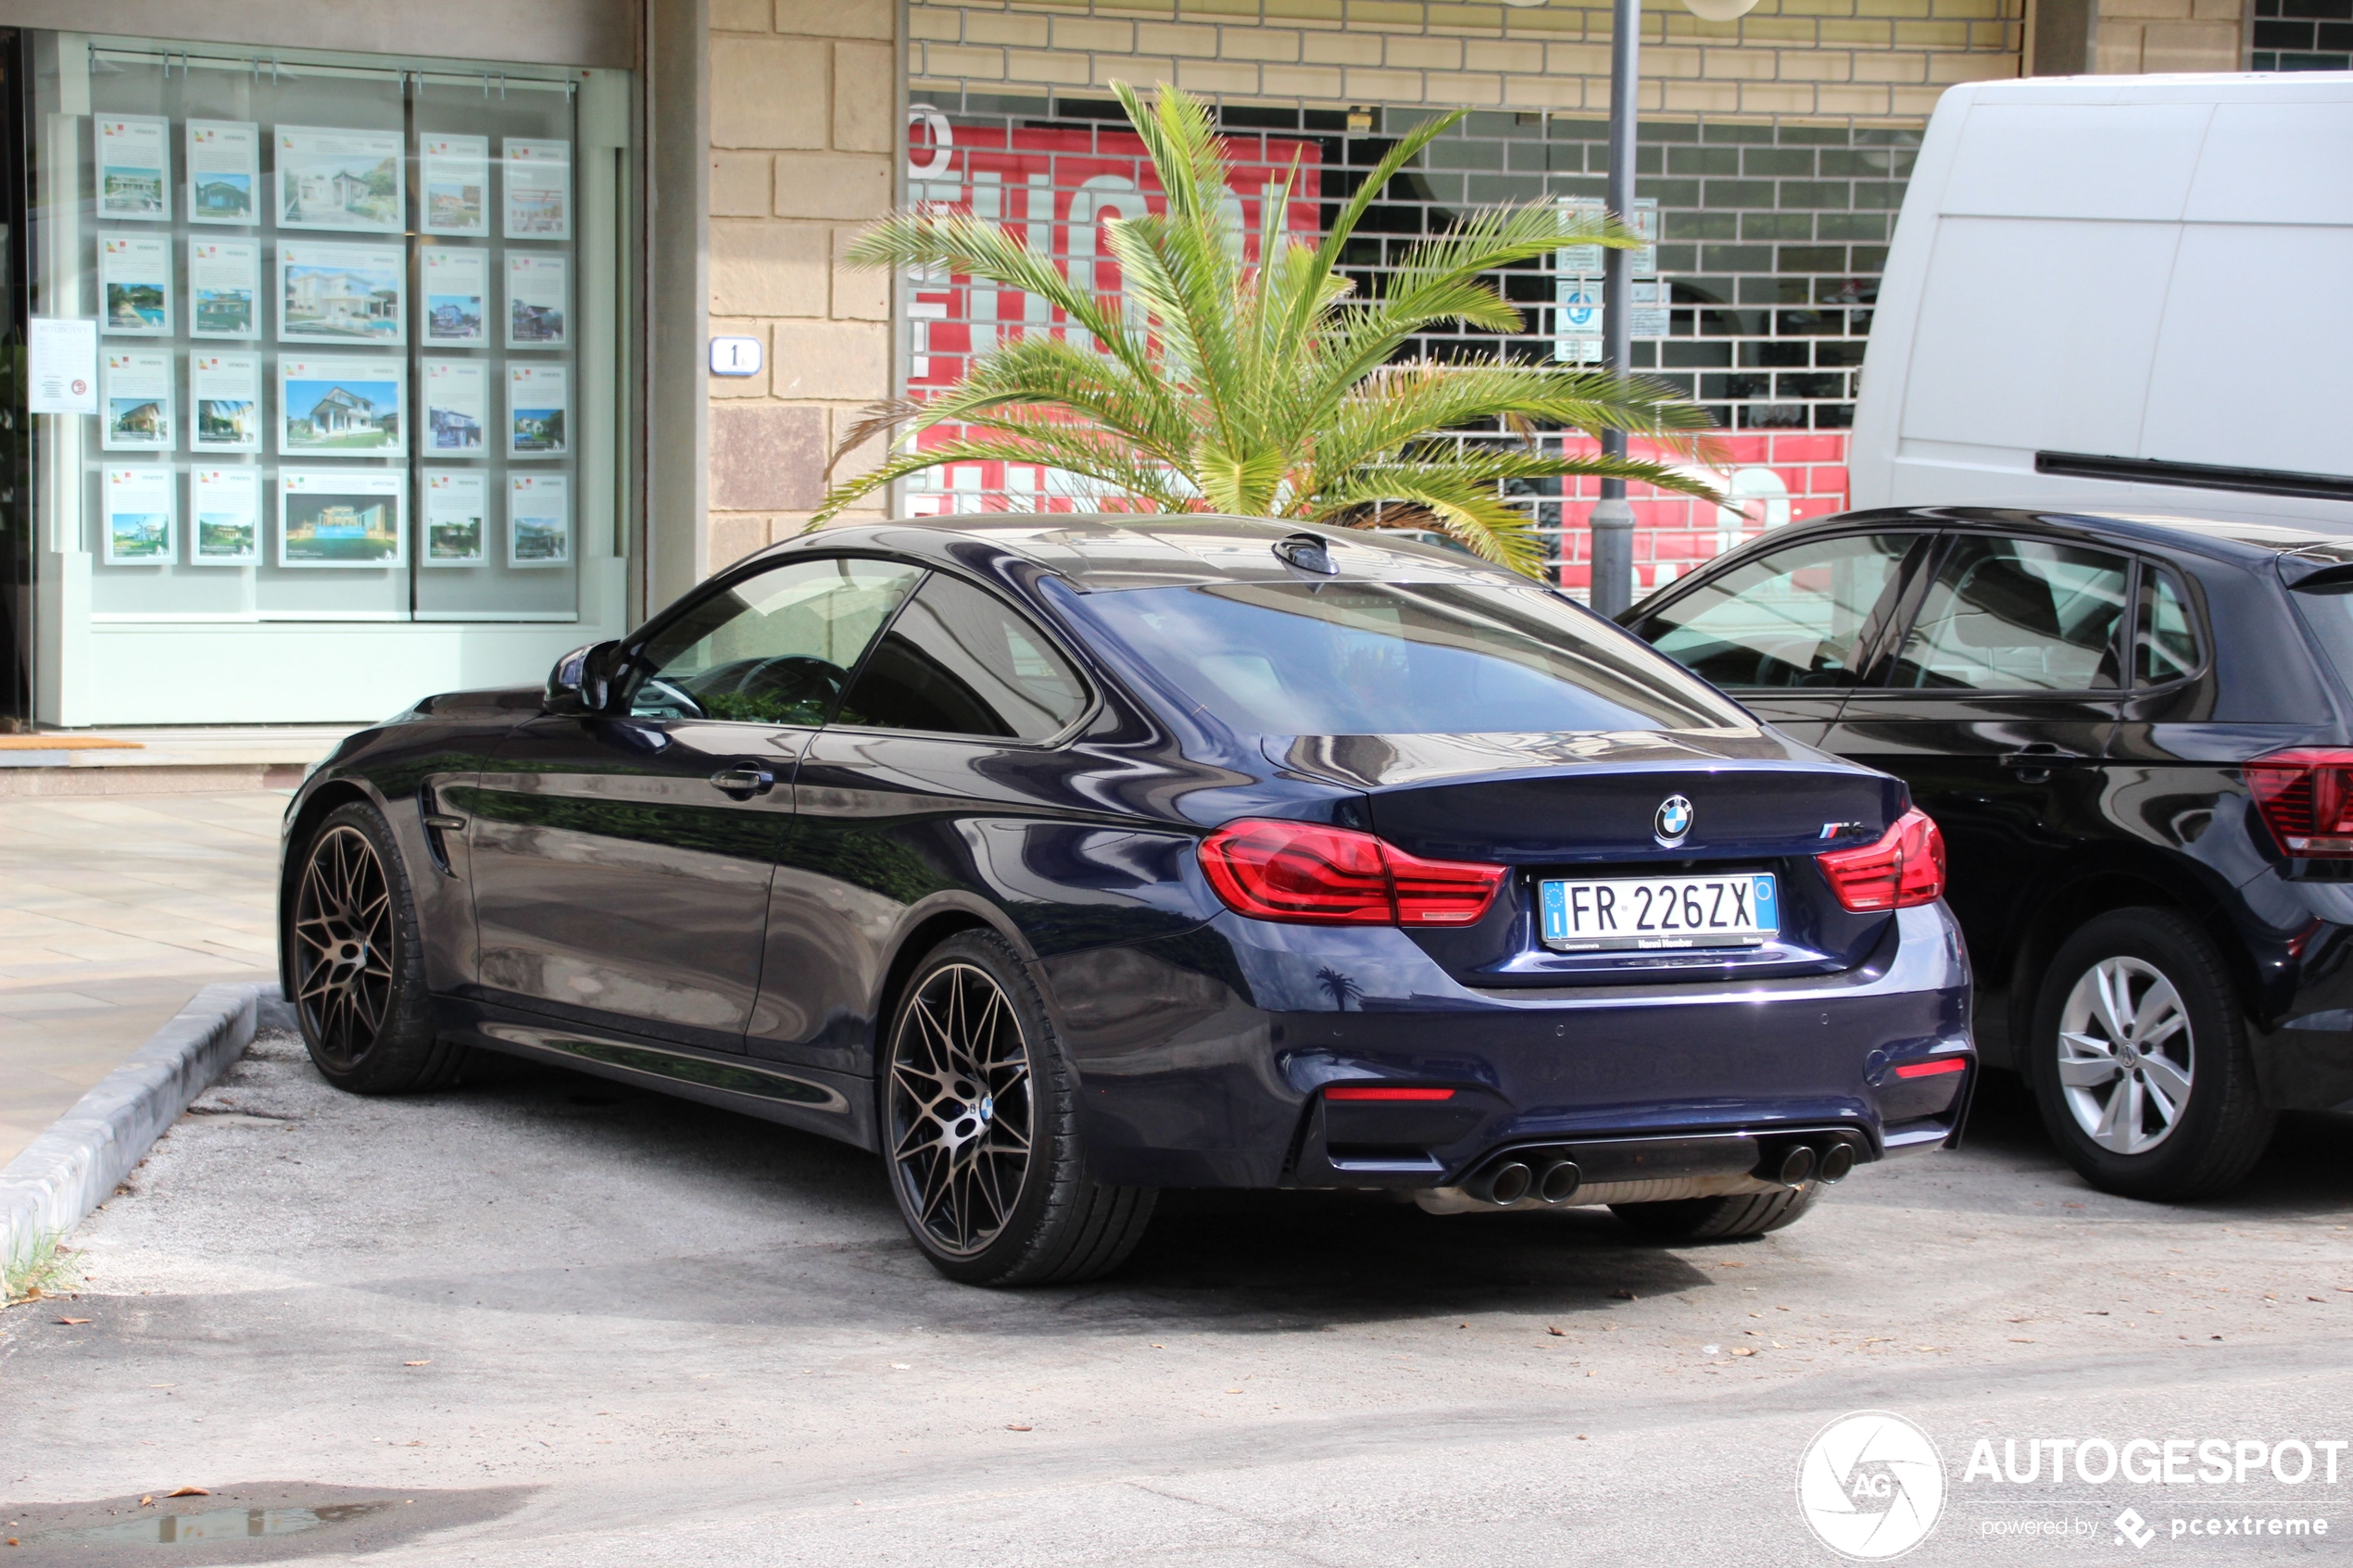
xmin=2026 ymin=907 xmax=2272 ymax=1202
xmin=1611 ymin=1184 xmax=1820 ymax=1243
xmin=880 ymin=929 xmax=1155 ymax=1286
xmin=286 ymin=799 xmax=464 ymax=1095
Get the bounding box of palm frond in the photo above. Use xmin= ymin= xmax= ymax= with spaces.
xmin=1310 ymin=466 xmax=1547 ymax=576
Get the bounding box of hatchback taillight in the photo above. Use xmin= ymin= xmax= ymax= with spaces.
xmin=1818 ymin=809 xmax=1946 ymax=912
xmin=2244 ymin=748 xmax=2353 ymax=858
xmin=1198 ymin=819 xmax=1507 ymax=927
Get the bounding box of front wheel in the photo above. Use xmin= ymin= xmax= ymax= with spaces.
xmin=1611 ymin=1184 xmax=1819 ymax=1242
xmin=286 ymin=799 xmax=462 ymax=1094
xmin=2026 ymin=908 xmax=2272 ymax=1201
xmin=882 ymin=930 xmax=1154 ymax=1286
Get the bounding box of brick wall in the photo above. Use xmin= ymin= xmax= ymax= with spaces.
xmin=2095 ymin=0 xmax=2246 ymax=71
xmin=706 ymin=0 xmax=902 ymax=566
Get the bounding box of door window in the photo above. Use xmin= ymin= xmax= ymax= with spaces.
xmin=835 ymin=573 xmax=1088 ymax=740
xmin=625 ymin=557 xmax=921 ymax=724
xmin=2133 ymin=567 xmax=2202 ymax=685
xmin=1640 ymin=533 xmax=1918 ymax=689
xmin=1889 ymin=536 xmax=2128 ymax=692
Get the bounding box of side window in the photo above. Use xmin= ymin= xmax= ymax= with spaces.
xmin=835 ymin=573 xmax=1088 ymax=741
xmin=1640 ymin=533 xmax=1917 ymax=689
xmin=2134 ymin=566 xmax=2202 ymax=686
xmin=1891 ymin=535 xmax=2128 ymax=692
xmin=625 ymin=557 xmax=922 ymax=724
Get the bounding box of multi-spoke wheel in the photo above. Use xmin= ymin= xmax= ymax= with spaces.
xmin=283 ymin=800 xmax=456 ymax=1094
xmin=2056 ymin=956 xmax=2193 ymax=1156
xmin=880 ymin=930 xmax=1156 ymax=1286
xmin=888 ymin=962 xmax=1036 ymax=1258
xmin=2029 ymin=908 xmax=2272 ymax=1202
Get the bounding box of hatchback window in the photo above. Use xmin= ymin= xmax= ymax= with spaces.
xmin=835 ymin=573 xmax=1088 ymax=741
xmin=1070 ymin=581 xmax=1746 ymax=735
xmin=626 ymin=557 xmax=921 ymax=724
xmin=2134 ymin=567 xmax=2202 ymax=685
xmin=1638 ymin=533 xmax=1915 ymax=689
xmin=1890 ymin=536 xmax=2128 ymax=692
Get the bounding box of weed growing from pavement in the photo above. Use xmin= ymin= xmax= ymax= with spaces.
xmin=3 ymin=1230 xmax=82 ymax=1306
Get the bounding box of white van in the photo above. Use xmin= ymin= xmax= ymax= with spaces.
xmin=1848 ymin=73 xmax=2353 ymax=525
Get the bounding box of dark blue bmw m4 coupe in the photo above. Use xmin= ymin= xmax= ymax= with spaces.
xmin=279 ymin=515 xmax=1974 ymax=1286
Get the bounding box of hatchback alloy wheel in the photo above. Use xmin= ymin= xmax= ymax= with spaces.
xmin=2056 ymin=955 xmax=2193 ymax=1157
xmin=887 ymin=962 xmax=1037 ymax=1258
xmin=293 ymin=822 xmax=398 ymax=1070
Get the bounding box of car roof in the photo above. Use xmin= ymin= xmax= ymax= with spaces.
xmin=764 ymin=513 xmax=1528 ymax=592
xmin=1763 ymin=504 xmax=2353 ymax=569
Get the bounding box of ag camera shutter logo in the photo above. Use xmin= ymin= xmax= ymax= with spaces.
xmin=1796 ymin=1411 xmax=1946 ymax=1560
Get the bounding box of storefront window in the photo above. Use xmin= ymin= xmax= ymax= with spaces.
xmin=22 ymin=33 xmax=632 ymax=723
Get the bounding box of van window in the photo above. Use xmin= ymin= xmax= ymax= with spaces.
xmin=1890 ymin=536 xmax=2128 ymax=692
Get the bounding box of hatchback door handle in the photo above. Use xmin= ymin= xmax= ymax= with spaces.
xmin=710 ymin=764 xmax=778 ymax=798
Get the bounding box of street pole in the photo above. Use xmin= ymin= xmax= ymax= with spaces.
xmin=1587 ymin=0 xmax=1642 ymax=618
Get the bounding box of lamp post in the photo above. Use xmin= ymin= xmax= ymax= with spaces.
xmin=1580 ymin=0 xmax=1760 ymax=618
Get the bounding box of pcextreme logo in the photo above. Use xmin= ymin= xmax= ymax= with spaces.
xmin=1796 ymin=1411 xmax=1948 ymax=1560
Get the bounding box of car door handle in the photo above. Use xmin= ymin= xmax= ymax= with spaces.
xmin=2001 ymin=746 xmax=2087 ymax=784
xmin=710 ymin=764 xmax=778 ymax=798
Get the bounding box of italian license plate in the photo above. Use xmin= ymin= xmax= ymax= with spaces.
xmin=1539 ymin=873 xmax=1779 ymax=952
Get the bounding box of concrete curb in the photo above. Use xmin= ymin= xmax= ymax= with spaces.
xmin=1 ymin=982 xmax=295 ymax=1272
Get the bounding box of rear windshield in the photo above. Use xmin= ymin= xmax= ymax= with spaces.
xmin=2290 ymin=581 xmax=2353 ymax=695
xmin=1067 ymin=581 xmax=1749 ymax=735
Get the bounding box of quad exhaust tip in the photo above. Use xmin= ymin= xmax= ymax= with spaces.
xmin=1776 ymin=1144 xmax=1818 ymax=1187
xmin=1477 ymin=1160 xmax=1534 ymax=1206
xmin=1818 ymin=1141 xmax=1856 ymax=1183
xmin=1536 ymin=1158 xmax=1583 ymax=1205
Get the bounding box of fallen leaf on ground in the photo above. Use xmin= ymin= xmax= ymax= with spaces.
xmin=54 ymin=1317 xmax=90 ymax=1325
xmin=1730 ymin=1348 xmax=1756 ymax=1357
xmin=139 ymin=1497 xmax=154 ymax=1508
xmin=166 ymin=1487 xmax=208 ymax=1499
xmin=1005 ymin=1424 xmax=1032 ymax=1432
xmin=2009 ymin=1337 xmax=2034 ymax=1343
xmin=1610 ymin=1290 xmax=1637 ymax=1300
xmin=404 ymin=1361 xmax=431 ymax=1367
xmin=1546 ymin=1326 xmax=1565 ymax=1336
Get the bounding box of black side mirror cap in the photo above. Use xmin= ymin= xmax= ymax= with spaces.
xmin=545 ymin=639 xmax=623 ymax=715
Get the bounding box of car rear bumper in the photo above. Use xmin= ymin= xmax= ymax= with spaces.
xmin=1039 ymin=901 xmax=1975 ymax=1189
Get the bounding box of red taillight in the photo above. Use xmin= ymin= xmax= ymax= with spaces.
xmin=1892 ymin=1057 xmax=1968 ymax=1080
xmin=1198 ymin=819 xmax=1507 ymax=928
xmin=1818 ymin=808 xmax=1946 ymax=912
xmin=2244 ymin=748 xmax=2353 ymax=858
xmin=1324 ymin=1085 xmax=1457 ymax=1101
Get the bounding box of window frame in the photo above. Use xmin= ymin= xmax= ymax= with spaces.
xmin=818 ymin=564 xmax=1102 ymax=749
xmin=1631 ymin=526 xmax=1938 ymax=694
xmin=2126 ymin=558 xmax=2213 ymax=693
xmin=1853 ymin=527 xmax=2139 ymax=698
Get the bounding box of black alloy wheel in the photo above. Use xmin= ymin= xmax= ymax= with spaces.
xmin=882 ymin=929 xmax=1155 ymax=1286
xmin=287 ymin=800 xmax=459 ymax=1094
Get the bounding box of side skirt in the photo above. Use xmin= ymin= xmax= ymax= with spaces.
xmin=436 ymin=997 xmax=880 ymax=1153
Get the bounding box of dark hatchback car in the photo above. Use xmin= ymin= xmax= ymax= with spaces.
xmin=1626 ymin=505 xmax=2353 ymax=1202
xmin=281 ymin=516 xmax=1972 ymax=1286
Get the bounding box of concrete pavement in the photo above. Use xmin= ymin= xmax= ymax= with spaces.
xmin=4 ymin=1038 xmax=2349 ymax=1564
xmin=0 ymin=793 xmax=285 ymax=1166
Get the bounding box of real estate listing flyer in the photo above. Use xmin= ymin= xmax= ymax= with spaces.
xmin=191 ymin=353 xmax=262 ymax=453
xmin=189 ymin=240 xmax=261 ymax=339
xmin=97 ymin=116 xmax=170 ymax=221
xmin=101 ymin=349 xmax=174 ymax=452
xmin=423 ymin=248 xmax=488 ymax=345
xmin=423 ymin=359 xmax=487 ymax=455
xmin=280 ymin=356 xmax=407 ymax=458
xmin=505 ymin=252 xmax=568 ymax=349
xmin=186 ymin=120 xmax=260 ymax=225
xmin=103 ymin=466 xmax=176 ymax=565
xmin=502 ymin=138 xmax=571 ymax=241
xmin=280 ymin=241 xmax=406 ymax=346
xmin=421 ymin=134 xmax=490 ymax=236
xmin=279 ymin=468 xmax=406 ymax=568
xmin=508 ymin=473 xmax=570 ymax=567
xmin=191 ymin=467 xmax=261 ymax=564
xmin=423 ymin=470 xmax=489 ymax=566
xmin=507 ymin=364 xmax=568 ymax=458
xmin=277 ymin=126 xmax=405 ymax=233
xmin=100 ymin=234 xmax=172 ymax=336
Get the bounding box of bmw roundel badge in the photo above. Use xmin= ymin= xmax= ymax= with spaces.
xmin=1654 ymin=794 xmax=1693 ymax=847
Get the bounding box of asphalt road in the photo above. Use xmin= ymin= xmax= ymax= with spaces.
xmin=6 ymin=1033 xmax=2351 ymax=1566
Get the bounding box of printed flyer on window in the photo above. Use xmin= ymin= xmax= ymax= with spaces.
xmin=423 ymin=248 xmax=488 ymax=345
xmin=100 ymin=234 xmax=171 ymax=337
xmin=189 ymin=240 xmax=261 ymax=339
xmin=280 ymin=356 xmax=407 ymax=458
xmin=424 ymin=359 xmax=487 ymax=455
xmin=276 ymin=125 xmax=404 ymax=233
xmin=185 ymin=120 xmax=259 ymax=225
xmin=508 ymin=364 xmax=568 ymax=458
xmin=191 ymin=467 xmax=260 ymax=565
xmin=509 ymin=473 xmax=569 ymax=567
xmin=101 ymin=350 xmax=173 ymax=453
xmin=421 ymin=133 xmax=490 ymax=237
xmin=103 ymin=466 xmax=175 ymax=564
xmin=424 ymin=470 xmax=489 ymax=566
xmin=97 ymin=116 xmax=170 ymax=221
xmin=279 ymin=468 xmax=405 ymax=568
xmin=505 ymin=252 xmax=567 ymax=349
xmin=191 ymin=353 xmax=262 ymax=454
xmin=503 ymin=138 xmax=571 ymax=241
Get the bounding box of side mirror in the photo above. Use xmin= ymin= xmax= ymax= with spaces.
xmin=545 ymin=639 xmax=623 ymax=715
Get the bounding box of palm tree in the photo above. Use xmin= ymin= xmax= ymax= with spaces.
xmin=816 ymin=82 xmax=1721 ymax=577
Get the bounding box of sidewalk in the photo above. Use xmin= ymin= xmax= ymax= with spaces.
xmin=0 ymin=725 xmax=355 ymax=797
xmin=0 ymin=791 xmax=286 ymax=1165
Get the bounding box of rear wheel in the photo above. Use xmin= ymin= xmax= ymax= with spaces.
xmin=2027 ymin=908 xmax=2271 ymax=1201
xmin=882 ymin=930 xmax=1154 ymax=1286
xmin=1611 ymin=1184 xmax=1819 ymax=1242
xmin=287 ymin=800 xmax=462 ymax=1094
